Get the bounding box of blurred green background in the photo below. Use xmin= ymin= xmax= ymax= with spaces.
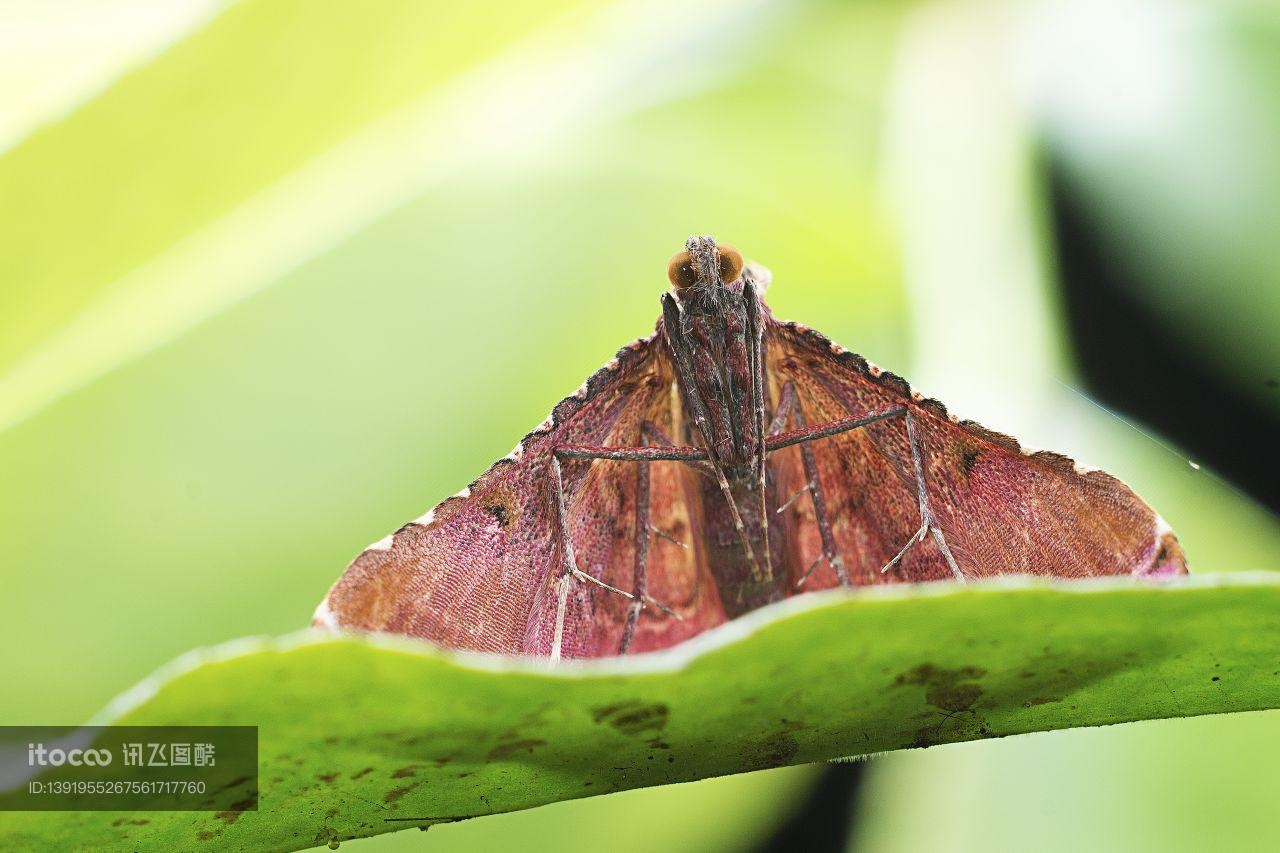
xmin=1 ymin=0 xmax=1277 ymax=851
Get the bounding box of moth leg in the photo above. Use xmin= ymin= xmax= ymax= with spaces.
xmin=764 ymin=401 xmax=964 ymax=582
xmin=767 ymin=382 xmax=851 ymax=587
xmin=555 ymin=444 xmax=710 ymax=463
xmin=615 ymin=423 xmax=710 ymax=651
xmin=619 ymin=460 xmax=651 ymax=655
xmin=708 ymin=465 xmax=762 ymax=582
xmin=642 ymin=420 xmax=715 ymax=479
xmin=745 ymin=280 xmax=774 ymax=583
xmin=547 ymin=454 xmax=580 ymax=661
xmin=548 ymin=441 xmax=704 ymax=660
xmin=883 ymin=409 xmax=964 ymax=581
xmin=765 ymin=407 xmax=905 ymax=451
xmin=637 ymin=422 xmax=697 ymax=545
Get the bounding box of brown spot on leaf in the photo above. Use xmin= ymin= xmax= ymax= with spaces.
xmin=591 ymin=701 xmax=669 ymax=736
xmin=351 ymin=767 xmax=375 ymax=780
xmin=196 ymin=830 xmax=222 ymax=842
xmin=895 ymin=663 xmax=992 ymax=747
xmin=392 ymin=765 xmax=421 ymax=779
xmin=316 ymin=772 xmax=340 ymax=784
xmin=742 ymin=731 xmax=799 ymax=771
xmin=384 ymin=785 xmax=414 ymax=803
xmin=214 ymin=796 xmax=257 ymax=825
xmin=911 ymin=730 xmax=940 ymax=749
xmin=894 ymin=663 xmax=987 ymax=711
xmin=929 ymin=683 xmax=983 ymax=712
xmin=894 ymin=663 xmax=986 ymax=687
xmin=487 ymin=739 xmax=547 ymax=759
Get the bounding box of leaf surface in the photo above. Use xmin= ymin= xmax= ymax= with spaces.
xmin=3 ymin=575 xmax=1277 ymax=851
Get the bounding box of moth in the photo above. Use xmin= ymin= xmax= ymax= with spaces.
xmin=315 ymin=236 xmax=1188 ymax=660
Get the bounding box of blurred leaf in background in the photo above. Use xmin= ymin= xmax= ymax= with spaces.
xmin=1022 ymin=0 xmax=1280 ymax=515
xmin=1030 ymin=0 xmax=1280 ymax=418
xmin=0 ymin=0 xmax=1276 ymax=851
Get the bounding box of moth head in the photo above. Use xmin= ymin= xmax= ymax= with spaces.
xmin=667 ymin=236 xmax=744 ymax=292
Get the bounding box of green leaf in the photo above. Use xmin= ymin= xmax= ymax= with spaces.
xmin=4 ymin=574 xmax=1277 ymax=852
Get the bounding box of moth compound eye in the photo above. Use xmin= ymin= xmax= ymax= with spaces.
xmin=667 ymin=250 xmax=698 ymax=289
xmin=717 ymin=244 xmax=744 ymax=282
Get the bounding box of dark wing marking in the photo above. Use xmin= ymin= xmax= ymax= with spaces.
xmin=764 ymin=319 xmax=1189 ymax=585
xmin=316 ymin=328 xmax=726 ymax=658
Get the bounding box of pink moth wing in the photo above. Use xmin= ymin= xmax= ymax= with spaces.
xmin=757 ymin=320 xmax=1186 ymax=591
xmin=315 ymin=333 xmax=725 ymax=659
xmin=315 ymin=302 xmax=1188 ymax=658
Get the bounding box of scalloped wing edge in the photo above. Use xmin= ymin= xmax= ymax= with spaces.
xmin=313 ymin=326 xmax=663 ymax=629
xmin=772 ymin=319 xmax=1187 ymax=578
